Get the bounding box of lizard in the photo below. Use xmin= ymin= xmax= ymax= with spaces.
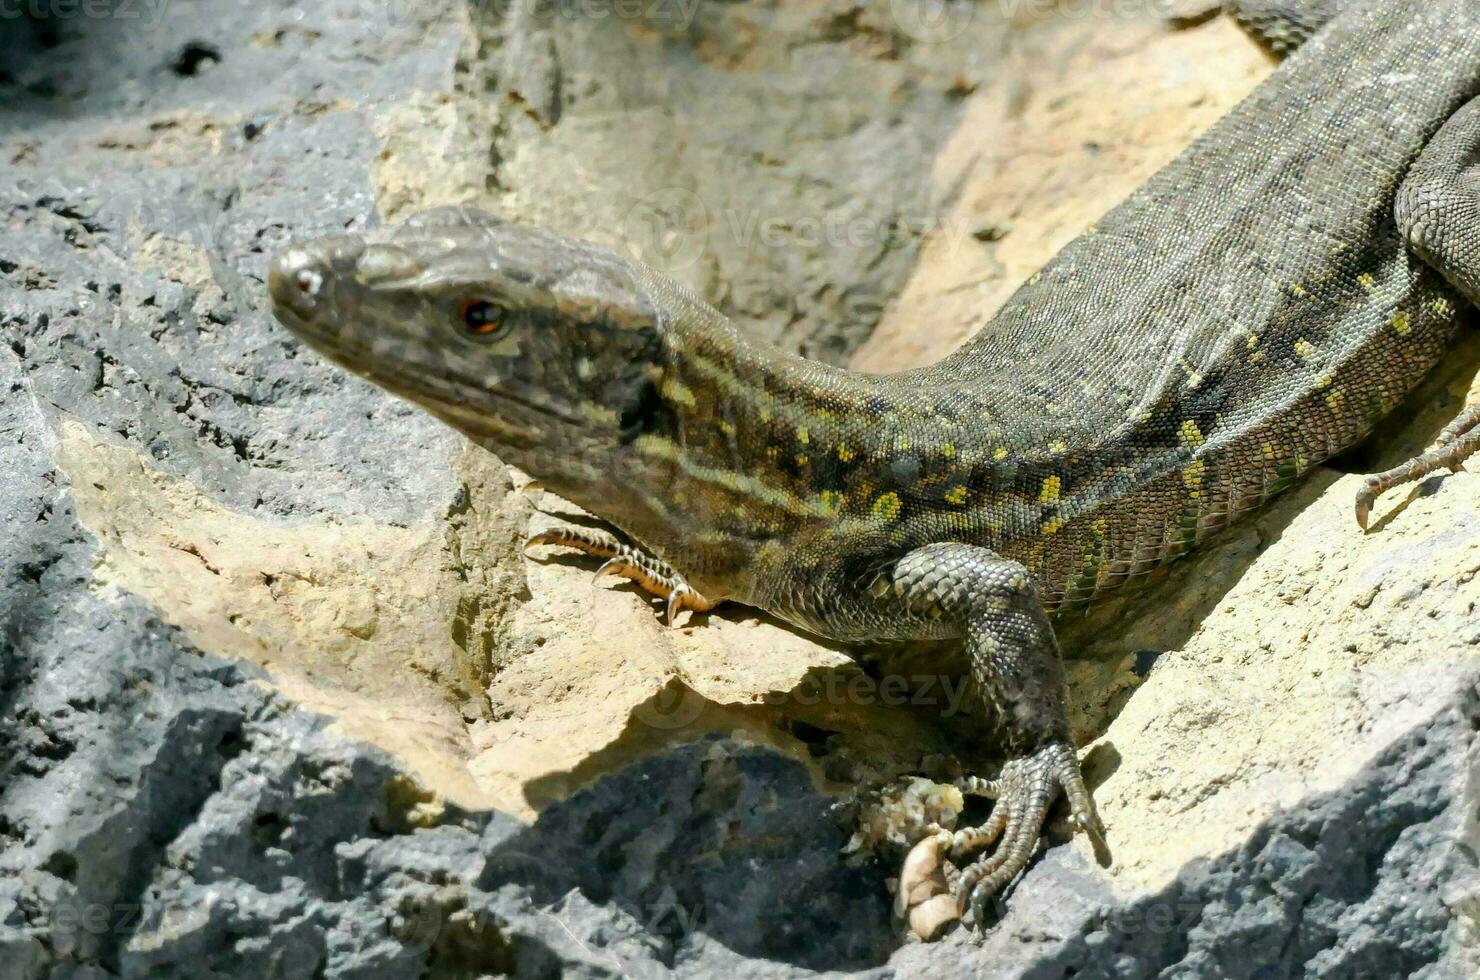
xmin=267 ymin=0 xmax=1480 ymax=941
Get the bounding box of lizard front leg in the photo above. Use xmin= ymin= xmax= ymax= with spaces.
xmin=524 ymin=525 xmax=716 ymax=624
xmin=882 ymin=543 xmax=1104 ymax=937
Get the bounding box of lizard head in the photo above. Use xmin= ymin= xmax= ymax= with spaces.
xmin=268 ymin=205 xmax=683 ymax=498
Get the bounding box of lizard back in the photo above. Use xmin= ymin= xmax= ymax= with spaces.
xmin=702 ymin=0 xmax=1480 ymax=618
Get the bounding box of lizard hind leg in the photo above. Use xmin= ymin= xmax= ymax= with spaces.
xmin=886 ymin=543 xmax=1103 ymax=937
xmin=1357 ymin=94 xmax=1480 ymax=529
xmin=524 ymin=525 xmax=715 ymax=624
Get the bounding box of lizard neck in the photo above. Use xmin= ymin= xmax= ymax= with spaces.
xmin=603 ymin=275 xmax=977 ymax=599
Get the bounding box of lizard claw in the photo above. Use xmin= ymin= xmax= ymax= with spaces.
xmin=1354 ymin=483 xmax=1375 ymax=532
xmin=949 ymin=742 xmax=1100 ymax=923
xmin=665 ymin=589 xmax=697 ymax=628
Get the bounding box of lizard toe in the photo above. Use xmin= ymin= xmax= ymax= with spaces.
xmin=1353 ymin=402 xmax=1479 ymax=530
xmin=946 ymin=742 xmax=1095 ymax=923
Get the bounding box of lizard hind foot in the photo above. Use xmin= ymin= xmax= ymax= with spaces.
xmin=524 ymin=526 xmax=715 ymax=625
xmin=1355 ymin=401 xmax=1480 ymax=530
xmin=949 ymin=742 xmax=1103 ymax=925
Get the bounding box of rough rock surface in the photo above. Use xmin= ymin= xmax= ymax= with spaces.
xmin=2 ymin=2 xmax=1477 ymax=978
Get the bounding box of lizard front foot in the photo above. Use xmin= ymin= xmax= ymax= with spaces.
xmin=524 ymin=526 xmax=715 ymax=625
xmin=1355 ymin=401 xmax=1479 ymax=529
xmin=896 ymin=742 xmax=1102 ymax=938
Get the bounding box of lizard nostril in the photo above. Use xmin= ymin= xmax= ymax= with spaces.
xmin=268 ymin=248 xmax=326 ymax=316
xmin=294 ymin=267 xmax=322 ymax=296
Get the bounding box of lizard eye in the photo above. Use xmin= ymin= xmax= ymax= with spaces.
xmin=460 ymin=299 xmax=507 ymax=337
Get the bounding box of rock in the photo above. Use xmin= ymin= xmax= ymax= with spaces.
xmin=3 ymin=1 xmax=1478 ymax=978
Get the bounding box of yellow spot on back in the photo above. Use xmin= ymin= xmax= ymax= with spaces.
xmin=945 ymin=485 xmax=968 ymax=506
xmin=1262 ymin=442 xmax=1276 ymax=460
xmin=634 ymin=434 xmax=678 ymax=459
xmin=1289 ymin=283 xmax=1307 ymax=298
xmin=1183 ymin=458 xmax=1205 ymax=489
xmin=797 ymin=427 xmax=810 ymax=445
xmin=818 ymin=490 xmax=845 ymax=516
xmin=795 ymin=454 xmax=809 ymax=467
xmin=1357 ymin=273 xmax=1377 ymax=291
xmin=993 ymin=447 xmax=1009 ymax=461
xmin=1390 ymin=310 xmax=1412 ymax=336
xmin=660 ymin=377 xmax=696 ymax=408
xmin=578 ymin=403 xmax=618 ymax=426
xmin=1431 ymin=297 xmax=1455 ymax=318
xmin=1042 ymin=516 xmax=1064 ymax=535
xmin=1325 ymin=390 xmax=1346 ymax=409
xmin=941 ymin=443 xmax=957 ymax=458
xmin=1048 ymin=440 xmax=1067 ymax=454
xmin=1178 ymin=419 xmax=1204 ymax=448
xmin=871 ymin=492 xmax=902 ymax=522
xmin=837 ymin=444 xmax=855 ymax=462
xmin=718 ymin=419 xmax=736 ymax=436
xmin=1293 ymin=338 xmax=1315 ymax=360
xmin=1040 ymin=476 xmax=1062 ymax=505
xmin=1246 ymin=333 xmax=1260 ymax=349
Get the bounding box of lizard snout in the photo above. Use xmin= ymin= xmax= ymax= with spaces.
xmin=268 ymin=235 xmax=365 ymax=322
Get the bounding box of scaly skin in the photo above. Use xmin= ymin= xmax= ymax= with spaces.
xmin=268 ymin=0 xmax=1480 ymax=940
